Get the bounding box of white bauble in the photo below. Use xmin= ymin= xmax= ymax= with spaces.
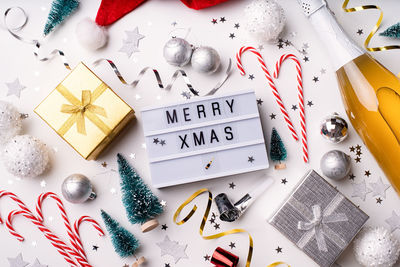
xmin=163 ymin=37 xmax=193 ymax=67
xmin=244 ymin=0 xmax=286 ymax=43
xmin=353 ymin=227 xmax=400 ymax=267
xmin=0 ymin=101 xmax=23 ymax=145
xmin=76 ymin=18 xmax=108 ymax=50
xmin=191 ymin=46 xmax=221 ymax=74
xmin=3 ymin=135 xmax=49 ymax=178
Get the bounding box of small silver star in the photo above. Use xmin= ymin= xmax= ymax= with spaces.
xmin=351 ymin=180 xmax=372 ymax=201
xmin=129 ymin=153 xmax=136 ymax=159
xmin=141 ymin=143 xmax=147 ymax=149
xmin=6 ymin=78 xmax=26 ymax=98
xmin=385 ymin=211 xmax=400 ymax=232
xmin=135 ymin=94 xmax=142 ymax=100
xmin=7 ymin=253 xmax=29 ymax=267
xmin=160 ymin=200 xmax=167 ymax=207
xmin=156 ymin=236 xmax=188 ymax=263
xmin=302 ymin=43 xmax=310 ymax=50
xmin=320 ymin=68 xmax=327 ymax=74
xmin=369 ymin=177 xmax=390 ymax=198
xmin=40 ymin=180 xmax=46 ymax=188
xmin=119 ymin=43 xmax=140 ymax=58
xmin=181 ymin=91 xmax=191 ymax=99
xmin=110 ymin=188 xmax=117 ymax=195
xmin=31 ymin=241 xmax=37 ymax=247
xmin=30 ymin=258 xmax=48 ymax=267
xmin=125 ymin=27 xmax=145 ymax=47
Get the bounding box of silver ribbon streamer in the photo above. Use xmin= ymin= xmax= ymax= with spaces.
xmin=4 ymin=7 xmax=71 ymax=70
xmin=289 ymin=193 xmax=348 ymax=252
xmin=92 ymin=58 xmax=232 ymax=97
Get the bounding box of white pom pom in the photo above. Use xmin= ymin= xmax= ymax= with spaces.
xmin=3 ymin=135 xmax=49 ymax=178
xmin=76 ymin=18 xmax=108 ymax=50
xmin=0 ymin=101 xmax=23 ymax=145
xmin=244 ymin=0 xmax=286 ymax=43
xmin=353 ymin=227 xmax=400 ymax=267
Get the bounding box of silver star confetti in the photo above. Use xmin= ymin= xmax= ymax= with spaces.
xmin=7 ymin=253 xmax=29 ymax=267
xmin=119 ymin=43 xmax=140 ymax=58
xmin=369 ymin=177 xmax=390 ymax=198
xmin=156 ymin=235 xmax=188 ymax=263
xmin=160 ymin=200 xmax=167 ymax=207
xmin=40 ymin=180 xmax=46 ymax=188
xmin=125 ymin=27 xmax=145 ymax=47
xmin=385 ymin=211 xmax=400 ymax=232
xmin=351 ymin=180 xmax=372 ymax=201
xmin=6 ymin=78 xmax=26 ymax=98
xmin=30 ymin=259 xmax=48 ymax=267
xmin=129 ymin=153 xmax=136 ymax=159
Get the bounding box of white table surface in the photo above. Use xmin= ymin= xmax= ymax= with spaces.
xmin=0 ymin=0 xmax=400 ymax=266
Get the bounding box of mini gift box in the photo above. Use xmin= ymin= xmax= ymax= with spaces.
xmin=35 ymin=62 xmax=135 ymax=160
xmin=269 ymin=170 xmax=369 ymax=266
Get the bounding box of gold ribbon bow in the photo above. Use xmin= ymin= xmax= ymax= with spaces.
xmin=57 ymin=84 xmax=111 ymax=135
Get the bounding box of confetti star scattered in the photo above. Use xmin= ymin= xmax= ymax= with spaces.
xmin=307 ymin=101 xmax=314 ymax=107
xmin=284 ymin=40 xmax=291 ymax=46
xmin=31 ymin=241 xmax=37 ymax=247
xmin=160 ymin=200 xmax=167 ymax=207
xmin=209 ymin=217 xmax=215 ymax=224
xmin=30 ymin=259 xmax=47 ymax=267
xmin=302 ymin=43 xmax=310 ymax=50
xmin=278 ymin=38 xmax=284 ymax=43
xmin=110 ymin=188 xmax=117 ymax=195
xmin=349 ymin=146 xmax=355 ymax=152
xmin=119 ymin=42 xmax=140 ymax=58
xmin=258 ymin=45 xmax=264 ymax=50
xmin=275 ymin=246 xmax=283 ymax=253
xmin=303 ymin=56 xmax=309 ymax=62
xmin=204 ymin=254 xmax=211 ymax=261
xmin=7 ymin=253 xmax=29 ymax=267
xmin=248 ymin=156 xmax=255 ymax=163
xmin=161 ymin=224 xmax=168 ymax=230
xmin=291 ymin=105 xmax=298 ymax=111
xmin=125 ymin=27 xmax=145 ymax=47
xmin=229 ymin=242 xmax=236 ymax=249
xmin=234 ymin=23 xmax=240 ymax=29
xmin=160 ymin=140 xmax=166 ymax=146
xmin=181 ymin=91 xmax=191 ymax=99
xmin=229 ymin=182 xmax=236 ymax=189
xmin=211 ymin=18 xmax=218 ymax=24
xmin=281 ymin=178 xmax=288 ymax=185
xmin=369 ymin=177 xmax=390 ymax=198
xmin=153 ymin=138 xmax=160 ymax=144
xmin=385 ymin=211 xmax=400 ymax=232
xmin=101 ymin=162 xmax=107 ymax=168
xmin=356 ymin=144 xmax=362 ymax=150
xmin=312 ymin=76 xmax=319 ymax=82
xmin=357 ymin=29 xmax=363 ymax=35
xmin=229 ymin=33 xmax=235 ymax=39
xmin=141 ymin=143 xmax=147 ymax=149
xmin=136 ymin=94 xmax=142 ymax=101
xmin=356 ymin=150 xmax=362 ymax=156
xmin=354 ymin=157 xmax=361 ymax=163
xmin=351 ymin=180 xmax=372 ymax=201
xmin=277 ymin=43 xmax=284 ymax=49
xmin=164 ymin=264 xmax=170 ymax=267
xmin=157 ymin=236 xmax=188 ymax=263
xmin=257 ymin=98 xmax=263 ymax=105
xmin=129 ymin=153 xmax=136 ymax=159
xmin=320 ymin=68 xmax=327 ymax=74
xmin=171 ymin=21 xmax=177 ymax=26
xmin=6 ymin=78 xmax=26 ymax=98
xmin=270 ymin=113 xmax=276 ymax=120
xmin=214 ymin=223 xmax=220 ymax=230
xmin=376 ymin=197 xmax=383 ymax=204
xmin=349 ymin=174 xmax=355 ymax=180
xmin=364 ymin=170 xmax=371 ymax=177
xmin=92 ymin=245 xmax=99 ymax=251
xmin=40 ymin=180 xmax=46 ymax=188
xmin=248 ymin=74 xmax=255 ymax=80
xmin=48 ymin=216 xmax=54 ymax=222
xmin=220 ymin=17 xmax=226 ymax=23
xmin=290 ymin=31 xmax=297 ymax=37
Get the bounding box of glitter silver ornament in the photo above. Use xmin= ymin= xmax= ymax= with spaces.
xmin=61 ymin=174 xmax=96 ymax=204
xmin=3 ymin=135 xmax=49 ymax=178
xmin=320 ymin=150 xmax=351 ymax=180
xmin=353 ymin=227 xmax=400 ymax=267
xmin=163 ymin=37 xmax=193 ymax=67
xmin=320 ymin=112 xmax=348 ymax=143
xmin=244 ymin=0 xmax=286 ymax=43
xmin=0 ymin=101 xmax=26 ymax=145
xmin=191 ymin=46 xmax=221 ymax=74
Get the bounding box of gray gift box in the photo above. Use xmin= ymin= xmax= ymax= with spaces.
xmin=269 ymin=170 xmax=369 ymax=266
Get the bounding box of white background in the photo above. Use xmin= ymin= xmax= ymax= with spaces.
xmin=0 ymin=0 xmax=400 ymax=266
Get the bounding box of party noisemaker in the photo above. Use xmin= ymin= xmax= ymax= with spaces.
xmin=211 ymin=247 xmax=239 ymax=267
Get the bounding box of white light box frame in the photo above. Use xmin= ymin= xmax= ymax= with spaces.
xmin=141 ymin=89 xmax=269 ymax=188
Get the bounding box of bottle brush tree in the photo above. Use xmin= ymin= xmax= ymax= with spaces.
xmin=269 ymin=127 xmax=287 ymax=169
xmin=380 ymin=22 xmax=400 ymax=39
xmin=117 ymin=153 xmax=163 ymax=232
xmin=43 ymin=0 xmax=79 ymax=36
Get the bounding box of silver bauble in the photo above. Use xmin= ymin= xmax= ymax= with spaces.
xmin=61 ymin=174 xmax=96 ymax=204
xmin=0 ymin=101 xmax=25 ymax=145
xmin=320 ymin=112 xmax=348 ymax=143
xmin=191 ymin=46 xmax=221 ymax=74
xmin=320 ymin=150 xmax=351 ymax=180
xmin=163 ymin=37 xmax=193 ymax=67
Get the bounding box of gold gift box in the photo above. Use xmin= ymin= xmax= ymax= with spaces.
xmin=35 ymin=62 xmax=135 ymax=160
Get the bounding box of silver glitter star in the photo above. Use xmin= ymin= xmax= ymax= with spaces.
xmin=369 ymin=177 xmax=390 ymax=198
xmin=385 ymin=211 xmax=400 ymax=232
xmin=129 ymin=153 xmax=136 ymax=159
xmin=181 ymin=91 xmax=191 ymax=99
xmin=125 ymin=27 xmax=145 ymax=47
xmin=7 ymin=253 xmax=29 ymax=267
xmin=160 ymin=200 xmax=167 ymax=207
xmin=351 ymin=180 xmax=372 ymax=201
xmin=119 ymin=43 xmax=140 ymax=58
xmin=156 ymin=236 xmax=188 ymax=263
xmin=40 ymin=180 xmax=46 ymax=188
xmin=30 ymin=259 xmax=48 ymax=267
xmin=6 ymin=78 xmax=26 ymax=98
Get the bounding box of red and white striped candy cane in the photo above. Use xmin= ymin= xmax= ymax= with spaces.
xmin=236 ymin=46 xmax=299 ymax=141
xmin=6 ymin=209 xmax=79 ymax=267
xmin=74 ymin=216 xmax=105 ymax=242
xmin=0 ymin=190 xmax=31 ymax=224
xmin=274 ymin=54 xmax=308 ymax=163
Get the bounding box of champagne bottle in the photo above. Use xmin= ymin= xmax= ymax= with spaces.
xmin=298 ymin=0 xmax=400 ymax=195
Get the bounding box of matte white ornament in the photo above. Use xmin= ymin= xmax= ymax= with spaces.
xmin=76 ymin=18 xmax=108 ymax=50
xmin=191 ymin=46 xmax=221 ymax=74
xmin=353 ymin=227 xmax=400 ymax=267
xmin=0 ymin=101 xmax=24 ymax=145
xmin=244 ymin=0 xmax=286 ymax=43
xmin=3 ymin=135 xmax=49 ymax=178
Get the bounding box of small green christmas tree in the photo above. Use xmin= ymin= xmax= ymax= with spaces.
xmin=117 ymin=153 xmax=163 ymax=232
xmin=270 ymin=127 xmax=287 ymax=169
xmin=100 ymin=210 xmax=139 ymax=258
xmin=380 ymin=22 xmax=400 ymax=39
xmin=43 ymin=0 xmax=79 ymax=36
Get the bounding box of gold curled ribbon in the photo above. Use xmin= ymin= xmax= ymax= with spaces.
xmin=58 ymin=84 xmax=110 ymax=136
xmin=173 ymin=188 xmax=253 ymax=267
xmin=342 ymin=0 xmax=400 ymax=52
xmin=267 ymin=262 xmax=290 ymax=267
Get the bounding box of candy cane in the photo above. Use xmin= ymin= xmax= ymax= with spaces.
xmin=274 ymin=54 xmax=308 ymax=163
xmin=0 ymin=190 xmax=30 ymax=224
xmin=236 ymin=46 xmax=299 ymax=141
xmin=74 ymin=216 xmax=105 ymax=242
